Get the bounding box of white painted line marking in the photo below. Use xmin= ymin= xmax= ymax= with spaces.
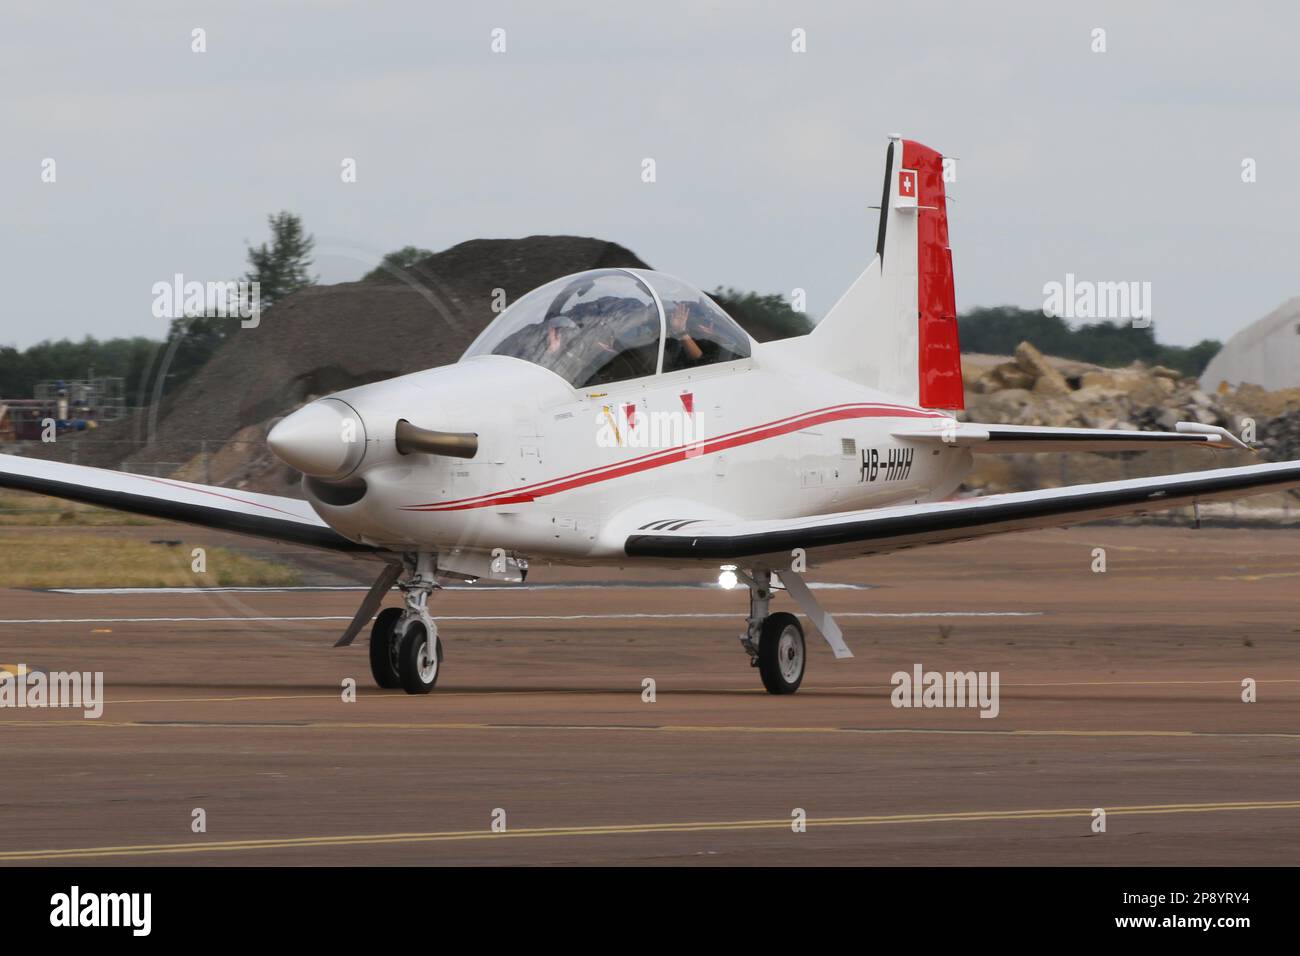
xmin=0 ymin=611 xmax=1043 ymax=625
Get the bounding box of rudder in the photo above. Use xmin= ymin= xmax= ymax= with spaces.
xmin=902 ymin=140 xmax=963 ymax=410
xmin=783 ymin=136 xmax=963 ymax=411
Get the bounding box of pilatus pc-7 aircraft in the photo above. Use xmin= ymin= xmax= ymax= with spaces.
xmin=3 ymin=137 xmax=1298 ymax=695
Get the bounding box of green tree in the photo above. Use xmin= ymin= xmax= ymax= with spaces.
xmin=957 ymin=306 xmax=1221 ymax=376
xmin=0 ymin=336 xmax=158 ymax=401
xmin=161 ymin=315 xmax=230 ymax=385
xmin=1168 ymin=339 xmax=1223 ymax=378
xmin=156 ymin=211 xmax=317 ymax=388
xmin=709 ymin=287 xmax=814 ymax=342
xmin=363 ymin=246 xmax=435 ymax=282
xmin=244 ymin=211 xmax=317 ymax=308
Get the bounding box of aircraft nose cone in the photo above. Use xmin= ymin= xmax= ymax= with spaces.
xmin=267 ymin=398 xmax=367 ymax=480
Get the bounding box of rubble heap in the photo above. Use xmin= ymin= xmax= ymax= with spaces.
xmin=966 ymin=341 xmax=1277 ymax=439
xmin=962 ymin=341 xmax=1300 ymax=510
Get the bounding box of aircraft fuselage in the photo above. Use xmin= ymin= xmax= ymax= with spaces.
xmin=299 ymin=347 xmax=972 ymax=569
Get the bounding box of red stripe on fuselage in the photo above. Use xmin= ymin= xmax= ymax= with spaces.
xmin=401 ymin=403 xmax=947 ymax=513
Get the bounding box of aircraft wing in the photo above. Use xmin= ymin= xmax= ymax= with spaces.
xmin=0 ymin=453 xmax=376 ymax=554
xmin=891 ymin=420 xmax=1248 ymax=453
xmin=624 ymin=460 xmax=1300 ymax=565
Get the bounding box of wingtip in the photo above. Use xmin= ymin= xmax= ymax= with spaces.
xmin=1175 ymin=421 xmax=1249 ymax=451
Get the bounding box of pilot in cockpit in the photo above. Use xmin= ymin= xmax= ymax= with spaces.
xmin=543 ymin=314 xmax=578 ymax=357
xmin=538 ymin=314 xmax=588 ymax=383
xmin=665 ymin=300 xmax=722 ymax=369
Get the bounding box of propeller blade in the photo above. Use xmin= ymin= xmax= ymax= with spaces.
xmin=333 ymin=561 xmax=403 ymax=647
xmin=395 ymin=420 xmax=478 ymax=458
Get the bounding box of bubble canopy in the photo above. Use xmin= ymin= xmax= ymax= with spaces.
xmin=461 ymin=269 xmax=752 ymax=389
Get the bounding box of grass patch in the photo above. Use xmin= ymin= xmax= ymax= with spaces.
xmin=0 ymin=531 xmax=301 ymax=588
xmin=0 ymin=492 xmax=155 ymax=527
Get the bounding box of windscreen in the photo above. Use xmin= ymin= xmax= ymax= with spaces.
xmin=463 ymin=270 xmax=661 ymax=388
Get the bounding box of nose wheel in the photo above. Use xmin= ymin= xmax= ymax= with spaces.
xmin=368 ymin=606 xmax=404 ymax=689
xmin=369 ymin=610 xmax=444 ymax=693
xmin=397 ymin=620 xmax=443 ymax=694
xmin=367 ymin=551 xmax=446 ymax=694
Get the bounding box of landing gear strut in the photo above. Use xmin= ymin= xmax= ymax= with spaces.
xmin=367 ymin=552 xmax=443 ymax=694
xmin=736 ymin=567 xmax=853 ymax=695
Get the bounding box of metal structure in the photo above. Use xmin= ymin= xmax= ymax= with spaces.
xmin=33 ymin=377 xmax=127 ymax=423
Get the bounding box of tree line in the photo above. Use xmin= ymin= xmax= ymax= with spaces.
xmin=957 ymin=306 xmax=1222 ymax=377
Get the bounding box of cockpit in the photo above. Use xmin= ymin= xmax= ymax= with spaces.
xmin=461 ymin=269 xmax=753 ymax=389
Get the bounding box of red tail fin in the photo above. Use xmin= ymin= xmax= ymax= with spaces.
xmin=902 ymin=140 xmax=963 ymax=410
xmin=779 ymin=136 xmax=964 ymax=410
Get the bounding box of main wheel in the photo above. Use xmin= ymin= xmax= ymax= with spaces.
xmin=368 ymin=607 xmax=403 ymax=689
xmin=758 ymin=612 xmax=805 ymax=695
xmin=397 ymin=620 xmax=443 ymax=695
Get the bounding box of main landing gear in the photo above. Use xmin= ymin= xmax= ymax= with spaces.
xmin=365 ymin=553 xmax=443 ymax=694
xmin=736 ymin=567 xmax=854 ymax=695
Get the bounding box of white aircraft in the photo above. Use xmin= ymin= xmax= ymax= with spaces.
xmin=3 ymin=136 xmax=1297 ymax=696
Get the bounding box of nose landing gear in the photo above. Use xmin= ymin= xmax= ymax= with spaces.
xmin=367 ymin=552 xmax=444 ymax=693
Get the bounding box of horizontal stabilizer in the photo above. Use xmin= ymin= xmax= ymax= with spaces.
xmin=891 ymin=421 xmax=1248 ymax=453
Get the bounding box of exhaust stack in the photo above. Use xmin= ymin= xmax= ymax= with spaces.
xmin=395 ymin=420 xmax=478 ymax=459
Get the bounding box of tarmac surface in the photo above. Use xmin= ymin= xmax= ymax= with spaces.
xmin=1 ymin=524 xmax=1298 ymax=866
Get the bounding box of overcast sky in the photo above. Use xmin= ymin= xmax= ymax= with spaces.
xmin=3 ymin=0 xmax=1298 ymax=349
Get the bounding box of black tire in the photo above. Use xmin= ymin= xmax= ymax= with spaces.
xmin=368 ymin=607 xmax=403 ymax=689
xmin=397 ymin=620 xmax=443 ymax=695
xmin=758 ymin=612 xmax=805 ymax=695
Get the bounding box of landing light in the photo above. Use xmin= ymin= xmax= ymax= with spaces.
xmin=717 ymin=566 xmax=738 ymax=590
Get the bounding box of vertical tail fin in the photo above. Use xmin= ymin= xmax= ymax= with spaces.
xmin=900 ymin=139 xmax=963 ymax=410
xmin=786 ymin=136 xmax=963 ymax=411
